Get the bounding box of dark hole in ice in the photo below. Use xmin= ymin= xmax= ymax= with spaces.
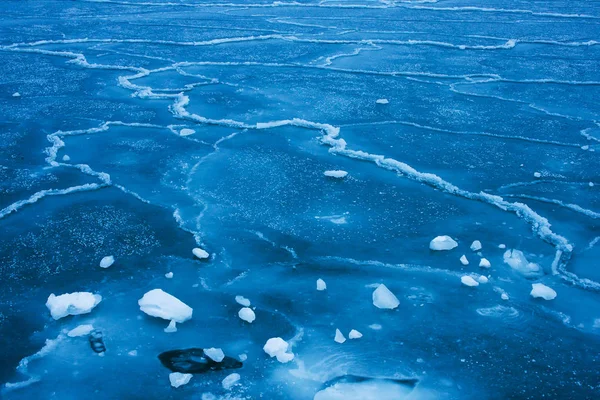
xmin=158 ymin=348 xmax=243 ymax=373
xmin=89 ymin=330 xmax=106 ymax=354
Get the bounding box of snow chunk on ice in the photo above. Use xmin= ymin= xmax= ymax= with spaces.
xmin=479 ymin=258 xmax=491 ymax=268
xmin=460 ymin=255 xmax=469 ymax=266
xmin=238 ymin=307 xmax=256 ymax=323
xmin=165 ymin=272 xmax=173 ymax=279
xmin=12 ymin=92 xmax=21 ymax=97
xmin=235 ymin=295 xmax=250 ymax=307
xmin=348 ymin=329 xmax=362 ymax=339
xmin=164 ymin=320 xmax=177 ymax=333
xmin=324 ymin=170 xmax=348 ymax=179
xmin=530 ymin=283 xmax=557 ymax=300
xmin=222 ymin=373 xmax=240 ymax=390
xmin=372 ymin=284 xmax=399 ymax=309
xmin=429 ymin=235 xmax=458 ymax=251
xmin=138 ymin=289 xmax=193 ymax=323
xmin=204 ymin=348 xmax=225 ymax=362
xmin=503 ymin=249 xmax=541 ymax=276
xmin=316 ymin=278 xmax=327 ymax=291
xmin=179 ymin=128 xmax=195 ymax=136
xmin=470 ymin=240 xmax=482 ymax=251
xmin=46 ymin=292 xmax=102 ymax=320
xmin=67 ymin=324 xmax=94 ymax=337
xmin=334 ymin=329 xmax=346 ymax=344
xmin=263 ymin=337 xmax=294 ymax=363
xmin=375 ymin=98 xmax=389 ymax=104
xmin=192 ymin=247 xmax=209 ymax=259
xmin=477 ymin=275 xmax=488 ymax=284
xmin=99 ymin=255 xmax=114 ymax=268
xmin=461 ymin=276 xmax=479 ymax=287
xmin=62 ymin=155 xmax=70 ymax=161
xmin=169 ymin=372 xmax=192 ymax=388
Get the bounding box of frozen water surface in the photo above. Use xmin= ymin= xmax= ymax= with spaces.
xmin=1 ymin=0 xmax=600 ymax=399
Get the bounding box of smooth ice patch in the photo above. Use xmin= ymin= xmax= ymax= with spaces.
xmin=222 ymin=373 xmax=240 ymax=390
xmin=169 ymin=372 xmax=192 ymax=388
xmin=530 ymin=283 xmax=557 ymax=300
xmin=334 ymin=329 xmax=346 ymax=344
xmin=461 ymin=276 xmax=479 ymax=287
xmin=238 ymin=307 xmax=256 ymax=323
xmin=235 ymin=295 xmax=251 ymax=307
xmin=348 ymin=329 xmax=363 ymax=339
xmin=192 ymin=247 xmax=210 ymax=259
xmin=324 ymin=170 xmax=348 ymax=179
xmin=99 ymin=255 xmax=114 ymax=268
xmin=67 ymin=324 xmax=94 ymax=337
xmin=429 ymin=235 xmax=458 ymax=251
xmin=138 ymin=289 xmax=193 ymax=323
xmin=46 ymin=292 xmax=102 ymax=320
xmin=479 ymin=258 xmax=491 ymax=268
xmin=470 ymin=240 xmax=482 ymax=251
xmin=263 ymin=337 xmax=294 ymax=363
xmin=316 ymin=278 xmax=327 ymax=291
xmin=372 ymin=284 xmax=399 ymax=309
xmin=460 ymin=255 xmax=469 ymax=265
xmin=204 ymin=348 xmax=225 ymax=362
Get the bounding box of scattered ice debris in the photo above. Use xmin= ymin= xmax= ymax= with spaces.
xmin=235 ymin=295 xmax=251 ymax=307
xmin=372 ymin=284 xmax=399 ymax=309
xmin=128 ymin=350 xmax=138 ymax=356
xmin=204 ymin=348 xmax=225 ymax=362
xmin=530 ymin=283 xmax=557 ymax=300
xmin=460 ymin=255 xmax=469 ymax=266
xmin=503 ymin=249 xmax=541 ymax=276
xmin=89 ymin=330 xmax=106 ymax=354
xmin=348 ymin=329 xmax=363 ymax=339
xmin=461 ymin=276 xmax=479 ymax=287
xmin=46 ymin=292 xmax=102 ymax=320
xmin=334 ymin=329 xmax=346 ymax=344
xmin=316 ymin=278 xmax=327 ymax=291
xmin=67 ymin=324 xmax=94 ymax=337
xmin=477 ymin=276 xmax=489 ymax=284
xmin=169 ymin=372 xmax=193 ymax=388
xmin=375 ymin=98 xmax=389 ymax=104
xmin=533 ymin=172 xmax=542 ymax=178
xmin=369 ymin=324 xmax=382 ymax=330
xmin=429 ymin=235 xmax=458 ymax=251
xmin=498 ymin=244 xmax=506 ymax=249
xmin=479 ymin=258 xmax=491 ymax=268
xmin=470 ymin=240 xmax=482 ymax=251
xmin=192 ymin=247 xmax=210 ymax=259
xmin=238 ymin=307 xmax=256 ymax=323
xmin=501 ymin=293 xmax=509 ymax=301
xmin=263 ymin=337 xmax=294 ymax=363
xmin=62 ymin=154 xmax=70 ymax=161
xmin=324 ymin=170 xmax=348 ymax=179
xmin=222 ymin=373 xmax=240 ymax=390
xmin=159 ymin=349 xmax=242 ymax=373
xmin=12 ymin=92 xmax=20 ymax=97
xmin=99 ymin=255 xmax=114 ymax=269
xmin=179 ymin=128 xmax=195 ymax=136
xmin=165 ymin=272 xmax=173 ymax=279
xmin=164 ymin=320 xmax=178 ymax=333
xmin=138 ymin=289 xmax=193 ymax=323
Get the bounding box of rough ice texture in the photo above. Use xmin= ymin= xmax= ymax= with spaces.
xmin=222 ymin=373 xmax=240 ymax=390
xmin=99 ymin=255 xmax=114 ymax=268
xmin=479 ymin=258 xmax=491 ymax=268
xmin=375 ymin=98 xmax=389 ymax=104
xmin=169 ymin=372 xmax=192 ymax=388
xmin=348 ymin=329 xmax=363 ymax=339
xmin=46 ymin=292 xmax=102 ymax=320
xmin=67 ymin=324 xmax=94 ymax=337
xmin=470 ymin=240 xmax=482 ymax=251
xmin=263 ymin=337 xmax=294 ymax=363
xmin=530 ymin=283 xmax=557 ymax=300
xmin=460 ymin=255 xmax=469 ymax=265
xmin=461 ymin=276 xmax=479 ymax=287
xmin=238 ymin=307 xmax=256 ymax=323
xmin=235 ymin=295 xmax=251 ymax=307
xmin=334 ymin=329 xmax=346 ymax=344
xmin=372 ymin=284 xmax=399 ymax=309
xmin=429 ymin=235 xmax=458 ymax=251
xmin=138 ymin=289 xmax=193 ymax=323
xmin=316 ymin=278 xmax=327 ymax=291
xmin=192 ymin=247 xmax=209 ymax=259
xmin=324 ymin=170 xmax=348 ymax=179
xmin=204 ymin=348 xmax=225 ymax=362
xmin=179 ymin=128 xmax=195 ymax=136
xmin=503 ymin=249 xmax=541 ymax=277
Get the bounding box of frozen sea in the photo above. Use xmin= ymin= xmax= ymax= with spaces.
xmin=1 ymin=0 xmax=599 ymax=398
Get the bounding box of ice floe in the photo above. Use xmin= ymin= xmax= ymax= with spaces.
xmin=461 ymin=276 xmax=479 ymax=287
xmin=192 ymin=247 xmax=210 ymax=259
xmin=375 ymin=98 xmax=389 ymax=104
xmin=429 ymin=235 xmax=458 ymax=251
xmin=238 ymin=307 xmax=256 ymax=323
xmin=503 ymin=249 xmax=541 ymax=276
xmin=334 ymin=329 xmax=346 ymax=344
xmin=179 ymin=128 xmax=195 ymax=136
xmin=222 ymin=373 xmax=240 ymax=390
xmin=67 ymin=324 xmax=94 ymax=337
xmin=169 ymin=372 xmax=192 ymax=388
xmin=530 ymin=283 xmax=557 ymax=300
xmin=99 ymin=255 xmax=114 ymax=268
xmin=372 ymin=284 xmax=399 ymax=309
xmin=348 ymin=329 xmax=363 ymax=339
xmin=263 ymin=337 xmax=294 ymax=363
xmin=324 ymin=170 xmax=348 ymax=179
xmin=235 ymin=295 xmax=251 ymax=307
xmin=316 ymin=278 xmax=327 ymax=291
xmin=460 ymin=255 xmax=469 ymax=265
xmin=204 ymin=347 xmax=225 ymax=362
xmin=46 ymin=292 xmax=102 ymax=320
xmin=470 ymin=240 xmax=482 ymax=251
xmin=138 ymin=289 xmax=193 ymax=323
xmin=479 ymin=258 xmax=491 ymax=268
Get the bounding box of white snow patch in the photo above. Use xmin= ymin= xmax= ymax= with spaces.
xmin=461 ymin=276 xmax=479 ymax=287
xmin=375 ymin=98 xmax=389 ymax=104
xmin=67 ymin=324 xmax=94 ymax=337
xmin=99 ymin=255 xmax=114 ymax=268
xmin=479 ymin=258 xmax=491 ymax=268
xmin=348 ymin=329 xmax=363 ymax=339
xmin=238 ymin=307 xmax=256 ymax=323
xmin=222 ymin=373 xmax=240 ymax=390
xmin=192 ymin=247 xmax=209 ymax=259
xmin=235 ymin=295 xmax=251 ymax=307
xmin=530 ymin=283 xmax=557 ymax=300
xmin=372 ymin=284 xmax=399 ymax=309
xmin=179 ymin=128 xmax=195 ymax=136
xmin=324 ymin=170 xmax=348 ymax=179
xmin=429 ymin=235 xmax=458 ymax=251
xmin=138 ymin=289 xmax=193 ymax=323
xmin=460 ymin=255 xmax=469 ymax=265
xmin=164 ymin=320 xmax=177 ymax=333
xmin=165 ymin=272 xmax=173 ymax=279
xmin=334 ymin=329 xmax=346 ymax=344
xmin=46 ymin=292 xmax=102 ymax=320
xmin=503 ymin=249 xmax=541 ymax=276
xmin=263 ymin=337 xmax=294 ymax=363
xmin=204 ymin=348 xmax=225 ymax=362
xmin=316 ymin=278 xmax=327 ymax=291
xmin=169 ymin=372 xmax=192 ymax=388
xmin=470 ymin=240 xmax=482 ymax=251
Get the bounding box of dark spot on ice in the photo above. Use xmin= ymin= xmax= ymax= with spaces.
xmin=158 ymin=348 xmax=242 ymax=373
xmin=89 ymin=330 xmax=106 ymax=354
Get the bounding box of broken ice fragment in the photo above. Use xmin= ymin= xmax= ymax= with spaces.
xmin=470 ymin=240 xmax=482 ymax=251
xmin=46 ymin=292 xmax=102 ymax=320
xmin=169 ymin=372 xmax=192 ymax=388
xmin=479 ymin=258 xmax=491 ymax=268
xmin=138 ymin=289 xmax=193 ymax=323
xmin=372 ymin=284 xmax=399 ymax=309
xmin=238 ymin=307 xmax=256 ymax=323
xmin=498 ymin=244 xmax=506 ymax=249
xmin=503 ymin=249 xmax=541 ymax=277
xmin=324 ymin=170 xmax=348 ymax=179
xmin=204 ymin=348 xmax=225 ymax=362
xmin=429 ymin=235 xmax=458 ymax=251
xmin=263 ymin=337 xmax=294 ymax=363
xmin=461 ymin=276 xmax=479 ymax=287
xmin=165 ymin=272 xmax=173 ymax=279
xmin=477 ymin=276 xmax=488 ymax=284
xmin=192 ymin=247 xmax=209 ymax=259
xmin=235 ymin=295 xmax=251 ymax=307
xmin=179 ymin=128 xmax=195 ymax=136
xmin=12 ymin=92 xmax=20 ymax=97
xmin=316 ymin=278 xmax=327 ymax=291
xmin=348 ymin=329 xmax=363 ymax=339
xmin=99 ymin=255 xmax=114 ymax=268
xmin=334 ymin=329 xmax=346 ymax=344
xmin=62 ymin=154 xmax=71 ymax=161
xmin=222 ymin=373 xmax=240 ymax=390
xmin=460 ymin=255 xmax=469 ymax=265
xmin=375 ymin=98 xmax=389 ymax=104
xmin=67 ymin=324 xmax=94 ymax=337
xmin=530 ymin=283 xmax=557 ymax=300
xmin=533 ymin=172 xmax=542 ymax=178
xmin=164 ymin=320 xmax=177 ymax=333
xmin=501 ymin=293 xmax=509 ymax=301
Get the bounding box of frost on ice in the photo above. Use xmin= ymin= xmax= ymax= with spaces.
xmin=461 ymin=276 xmax=479 ymax=287
xmin=138 ymin=289 xmax=193 ymax=323
xmin=67 ymin=324 xmax=94 ymax=337
xmin=479 ymin=258 xmax=491 ymax=268
xmin=503 ymin=249 xmax=541 ymax=277
xmin=316 ymin=278 xmax=327 ymax=291
xmin=46 ymin=292 xmax=102 ymax=320
xmin=99 ymin=255 xmax=115 ymax=268
xmin=169 ymin=372 xmax=192 ymax=388
xmin=334 ymin=329 xmax=346 ymax=344
xmin=470 ymin=240 xmax=482 ymax=251
xmin=324 ymin=170 xmax=348 ymax=179
xmin=348 ymin=329 xmax=363 ymax=339
xmin=429 ymin=235 xmax=458 ymax=251
xmin=204 ymin=347 xmax=225 ymax=362
xmin=530 ymin=283 xmax=557 ymax=300
xmin=192 ymin=247 xmax=210 ymax=259
xmin=222 ymin=373 xmax=240 ymax=390
xmin=459 ymin=255 xmax=469 ymax=266
xmin=238 ymin=307 xmax=256 ymax=323
xmin=235 ymin=295 xmax=251 ymax=307
xmin=372 ymin=284 xmax=399 ymax=309
xmin=263 ymin=337 xmax=294 ymax=363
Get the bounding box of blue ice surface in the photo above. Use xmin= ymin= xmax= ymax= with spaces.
xmin=0 ymin=0 xmax=599 ymax=398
